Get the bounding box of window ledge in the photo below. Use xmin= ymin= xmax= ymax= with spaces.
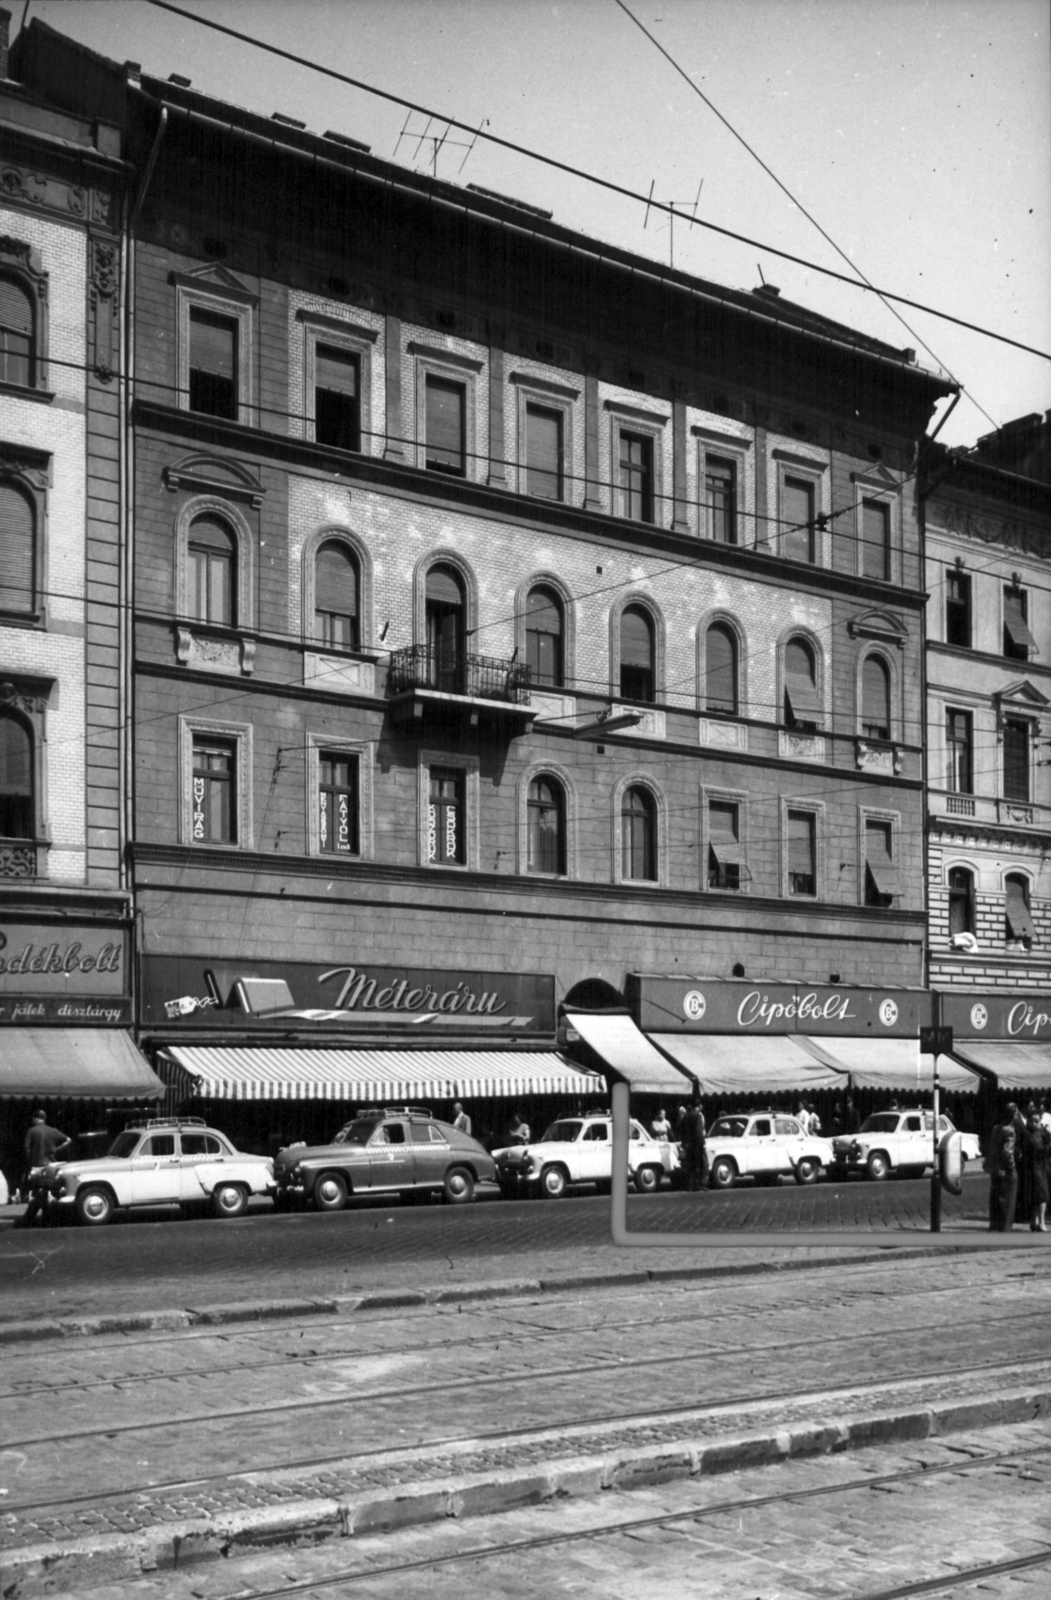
xmin=0 ymin=380 xmax=55 ymax=405
xmin=0 ymin=609 xmax=45 ymax=631
xmin=303 ymin=651 xmax=377 ymax=696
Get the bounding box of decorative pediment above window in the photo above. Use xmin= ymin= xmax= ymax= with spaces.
xmin=168 ymin=264 xmax=259 ymax=307
xmin=0 ymin=675 xmax=54 ymax=715
xmin=847 ymin=608 xmax=907 ymax=646
xmin=994 ymin=679 xmax=1049 ymax=715
xmin=163 ymin=454 xmax=265 ymax=507
xmin=0 ymin=441 xmax=51 ymax=489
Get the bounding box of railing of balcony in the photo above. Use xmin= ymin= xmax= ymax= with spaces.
xmin=388 ymin=644 xmax=532 ymax=704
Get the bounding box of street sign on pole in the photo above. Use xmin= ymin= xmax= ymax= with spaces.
xmin=919 ymin=1026 xmax=954 ymax=1056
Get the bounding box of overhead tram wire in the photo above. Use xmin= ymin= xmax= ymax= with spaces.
xmin=142 ymin=0 xmax=1051 ymax=364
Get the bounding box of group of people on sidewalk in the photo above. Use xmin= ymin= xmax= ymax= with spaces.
xmin=652 ymin=1100 xmax=708 ymax=1190
xmin=987 ymin=1101 xmax=1051 ymax=1232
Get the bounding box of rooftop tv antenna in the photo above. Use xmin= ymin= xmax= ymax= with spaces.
xmin=394 ymin=111 xmax=488 ymax=179
xmin=643 ymin=177 xmax=703 ymax=268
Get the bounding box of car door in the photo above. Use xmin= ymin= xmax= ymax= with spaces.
xmin=409 ymin=1122 xmax=449 ymax=1188
xmin=579 ymin=1121 xmax=612 ymax=1183
xmin=775 ymin=1116 xmax=805 ymax=1173
xmin=903 ymin=1114 xmax=926 ymax=1168
xmin=366 ymin=1121 xmax=415 ymax=1191
xmin=179 ymin=1131 xmax=230 ymax=1201
xmin=128 ymin=1133 xmax=182 ymax=1204
xmin=746 ymin=1117 xmax=776 ymax=1176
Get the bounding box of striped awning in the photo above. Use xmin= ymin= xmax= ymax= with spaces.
xmin=158 ymin=1045 xmax=601 ymax=1103
xmin=799 ymin=1036 xmax=983 ymax=1095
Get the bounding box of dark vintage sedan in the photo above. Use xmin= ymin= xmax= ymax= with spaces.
xmin=274 ymin=1105 xmax=500 ymax=1211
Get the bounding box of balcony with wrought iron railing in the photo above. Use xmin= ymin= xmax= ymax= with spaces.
xmin=387 ymin=644 xmax=535 ymax=735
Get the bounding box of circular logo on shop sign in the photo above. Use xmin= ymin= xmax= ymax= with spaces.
xmin=683 ymin=990 xmax=706 ymax=1022
xmin=878 ymin=999 xmax=899 ymax=1028
xmin=970 ymin=1004 xmax=988 ymax=1031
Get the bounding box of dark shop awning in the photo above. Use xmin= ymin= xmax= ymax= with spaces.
xmin=0 ymin=1030 xmax=164 ymax=1100
xmin=159 ymin=1045 xmax=602 ymax=1103
xmin=798 ymin=1037 xmax=982 ymax=1095
xmin=649 ymin=1033 xmax=843 ymax=1096
xmin=949 ymin=1041 xmax=1051 ymax=1092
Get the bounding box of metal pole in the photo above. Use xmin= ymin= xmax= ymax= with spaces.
xmin=929 ymin=992 xmax=942 ymax=1232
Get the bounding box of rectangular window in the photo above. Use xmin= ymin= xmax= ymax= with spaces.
xmin=188 ymin=307 xmax=238 ymax=419
xmin=1005 ymin=879 xmax=1035 ymax=945
xmin=525 ymin=404 xmax=563 ymax=500
xmin=618 ymin=431 xmax=654 ymax=522
xmin=782 ymin=477 xmax=815 ymax=562
xmin=707 ymin=800 xmax=743 ymax=891
xmin=864 ymin=819 xmax=900 ymax=907
xmin=945 ymin=569 xmax=971 ymax=647
xmin=428 ymin=766 xmax=465 ymax=864
xmin=315 ymin=346 xmax=360 ymax=451
xmin=1003 ymin=718 xmax=1030 ymax=801
xmin=191 ymin=738 xmax=236 ymax=844
xmin=945 ymin=709 xmax=973 ymax=793
xmin=705 ymin=457 xmax=737 ymax=543
xmin=318 ymin=752 xmax=359 ymax=855
xmin=1003 ymin=587 xmax=1037 ymax=661
xmin=787 ymin=809 xmax=816 ymax=896
xmin=425 ymin=376 xmax=466 ymax=475
xmin=861 ymin=498 xmax=890 ymax=580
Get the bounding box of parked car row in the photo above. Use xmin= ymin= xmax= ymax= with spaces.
xmin=22 ymin=1105 xmax=983 ymax=1225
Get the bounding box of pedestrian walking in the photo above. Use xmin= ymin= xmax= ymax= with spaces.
xmin=651 ymin=1107 xmax=671 ymax=1141
xmin=451 ymin=1101 xmax=472 ymax=1136
xmin=988 ymin=1103 xmax=1019 ymax=1232
xmin=807 ymin=1102 xmax=822 ymax=1137
xmin=1018 ymin=1108 xmax=1050 ymax=1232
xmin=506 ymin=1109 xmax=530 ymax=1146
xmin=796 ymin=1101 xmax=812 ymax=1134
xmin=681 ymin=1097 xmax=707 ymax=1191
xmin=15 ymin=1112 xmax=71 ymax=1228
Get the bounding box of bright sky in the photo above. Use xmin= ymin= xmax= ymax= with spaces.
xmin=21 ymin=0 xmax=1051 ymax=448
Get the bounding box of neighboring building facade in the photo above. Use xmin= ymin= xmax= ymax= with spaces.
xmin=924 ymin=414 xmax=1051 ymax=993
xmin=17 ymin=21 xmax=956 ymax=1147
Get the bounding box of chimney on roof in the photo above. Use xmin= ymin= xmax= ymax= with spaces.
xmin=0 ymin=9 xmax=11 ymax=83
xmin=753 ymin=283 xmax=781 ymax=302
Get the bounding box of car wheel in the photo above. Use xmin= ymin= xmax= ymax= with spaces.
xmin=866 ymin=1151 xmax=890 ymax=1181
xmin=212 ymin=1182 xmax=249 ymax=1219
xmin=710 ymin=1157 xmax=737 ymax=1190
xmin=540 ymin=1164 xmax=568 ymax=1199
xmin=443 ymin=1166 xmax=475 ymax=1205
xmin=794 ymin=1158 xmax=819 ymax=1186
xmin=75 ymin=1185 xmax=114 ymax=1226
xmin=314 ymin=1172 xmax=349 ymax=1212
xmin=633 ymin=1164 xmax=662 ymax=1195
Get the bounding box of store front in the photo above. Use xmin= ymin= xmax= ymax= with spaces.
xmin=939 ymin=993 xmax=1051 ymax=1099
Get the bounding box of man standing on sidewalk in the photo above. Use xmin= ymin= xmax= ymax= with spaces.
xmin=681 ymin=1096 xmax=707 ymax=1191
xmin=16 ymin=1112 xmax=71 ymax=1228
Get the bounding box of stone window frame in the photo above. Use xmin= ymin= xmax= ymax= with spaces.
xmin=305 ymin=732 xmax=374 ymax=861
xmin=857 ymin=804 xmax=902 ymax=907
xmin=516 ymin=759 xmax=576 ymax=878
xmin=778 ymin=625 xmax=826 ymax=730
xmin=410 ymin=343 xmax=484 ymax=482
xmin=0 ymin=443 xmax=51 ymax=628
xmin=606 ymin=401 xmax=669 ymax=526
xmin=694 ymin=428 xmax=751 ymax=545
xmin=296 ymin=309 xmax=378 ymax=454
xmin=177 ymin=715 xmax=253 ymax=850
xmin=609 ymin=591 xmax=665 ymax=705
xmin=945 ymin=860 xmax=977 ymax=939
xmin=0 ymin=236 xmax=51 ymax=399
xmin=771 ymin=449 xmax=830 ymax=566
xmin=781 ymin=796 xmax=825 ymax=900
xmin=511 ymin=373 xmax=579 ymax=504
xmin=174 ymin=495 xmax=256 ymax=632
xmin=412 ymin=548 xmax=479 ymax=648
xmin=697 ymin=609 xmax=747 ymax=719
xmin=851 ymin=472 xmax=901 ymax=584
xmin=173 ymin=274 xmax=257 ymax=424
xmin=701 ymin=782 xmax=751 ymax=895
xmin=417 ymin=747 xmax=481 ymax=870
xmin=855 ymin=644 xmax=901 ymax=744
xmin=611 ymin=772 xmax=666 ymax=888
xmin=1000 ymin=711 xmax=1034 ymax=802
xmin=0 ymin=674 xmax=55 ymax=878
xmin=300 ymin=525 xmax=373 ymax=652
xmin=515 ymin=571 xmax=575 ymax=692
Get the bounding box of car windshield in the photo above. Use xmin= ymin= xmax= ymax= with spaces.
xmin=333 ymin=1119 xmax=379 ymax=1146
xmin=106 ymin=1131 xmax=141 ymax=1158
xmin=540 ymin=1120 xmax=583 ymax=1143
xmin=710 ymin=1117 xmax=748 ymax=1139
xmin=860 ymin=1114 xmax=901 ymax=1133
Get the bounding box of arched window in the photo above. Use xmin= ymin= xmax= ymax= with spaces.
xmin=705 ymin=623 xmax=738 ymax=715
xmin=525 ymin=586 xmax=564 ymax=688
xmin=315 ymin=540 xmax=360 ymax=650
xmin=783 ymin=637 xmax=820 ymax=728
xmin=861 ymin=655 xmax=891 ymax=740
xmin=527 ymin=776 xmax=566 ymax=874
xmin=948 ymin=867 xmax=975 ymax=938
xmin=0 ymin=712 xmax=33 ymax=838
xmin=425 ymin=563 xmax=466 ymax=693
xmin=620 ymin=605 xmax=655 ymax=702
xmin=0 ymin=482 xmax=36 ymax=614
xmin=0 ymin=276 xmax=34 ymax=387
xmin=1005 ymin=874 xmax=1034 ymax=947
xmin=187 ymin=515 xmax=236 ymax=625
xmin=621 ymin=785 xmax=657 ymax=881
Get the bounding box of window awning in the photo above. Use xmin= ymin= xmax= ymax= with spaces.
xmin=565 ymin=1012 xmax=693 ymax=1096
xmin=865 ymin=839 xmax=902 ymax=898
xmin=785 ymin=675 xmax=822 ymax=724
xmin=949 ymin=1041 xmax=1051 ymax=1091
xmin=159 ymin=1045 xmax=602 ymax=1103
xmin=0 ymin=1030 xmax=164 ymax=1100
xmin=798 ymin=1036 xmax=982 ymax=1095
xmin=1005 ymin=898 xmax=1035 ymax=943
xmin=649 ymin=1033 xmax=843 ymax=1096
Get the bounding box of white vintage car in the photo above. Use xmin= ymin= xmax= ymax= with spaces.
xmin=493 ymin=1113 xmax=678 ymax=1199
xmin=829 ymin=1110 xmax=981 ymax=1181
xmin=705 ymin=1110 xmax=834 ymax=1188
xmin=35 ymin=1117 xmax=275 ymax=1224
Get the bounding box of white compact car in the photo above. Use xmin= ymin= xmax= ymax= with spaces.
xmin=829 ymin=1110 xmax=981 ymax=1181
xmin=493 ymin=1113 xmax=678 ymax=1199
xmin=705 ymin=1111 xmax=834 ymax=1189
xmin=34 ymin=1117 xmax=275 ymax=1224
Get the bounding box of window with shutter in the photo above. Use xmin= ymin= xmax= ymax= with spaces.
xmin=620 ymin=605 xmax=655 ymax=702
xmin=0 ymin=276 xmax=33 ymax=387
xmin=315 ymin=346 xmax=360 ymax=451
xmin=1003 ymin=588 xmax=1037 ymax=660
xmin=0 ymin=713 xmax=33 ymax=838
xmin=782 ymin=477 xmax=815 ymax=562
xmin=862 ymin=498 xmax=890 ymax=580
xmin=1005 ymin=875 xmax=1035 ymax=945
xmin=1003 ymin=718 xmax=1030 ymax=801
xmin=784 ymin=638 xmax=821 ymax=727
xmin=525 ymin=404 xmax=563 ymax=500
xmin=707 ymin=800 xmax=743 ymax=890
xmin=787 ymin=810 xmax=815 ymax=896
xmin=0 ymin=483 xmax=35 ymax=614
xmin=861 ymin=655 xmax=891 ymax=740
xmin=426 ymin=377 xmax=466 ymax=475
xmin=315 ymin=541 xmax=359 ymax=650
xmin=705 ymin=623 xmax=737 ymax=715
xmin=189 ymin=308 xmax=238 ymax=418
xmin=864 ymin=819 xmax=900 ymax=906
